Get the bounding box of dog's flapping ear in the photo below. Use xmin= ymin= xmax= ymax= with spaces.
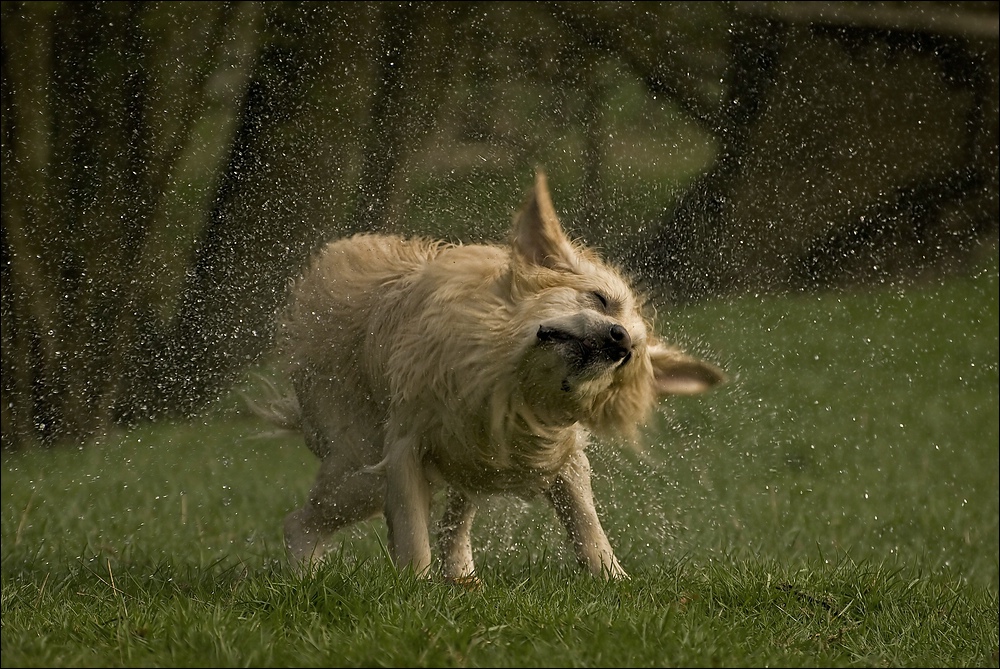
xmin=648 ymin=343 xmax=727 ymax=396
xmin=511 ymin=169 xmax=580 ymax=271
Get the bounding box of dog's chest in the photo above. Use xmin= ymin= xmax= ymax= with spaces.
xmin=428 ymin=431 xmax=578 ymax=497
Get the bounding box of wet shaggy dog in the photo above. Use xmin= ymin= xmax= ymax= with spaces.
xmin=259 ymin=171 xmax=725 ymax=581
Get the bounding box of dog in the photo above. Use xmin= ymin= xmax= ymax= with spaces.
xmin=255 ymin=170 xmax=725 ymax=582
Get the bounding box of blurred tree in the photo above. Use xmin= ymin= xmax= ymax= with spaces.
xmin=3 ymin=1 xmax=267 ymax=447
xmin=3 ymin=1 xmax=996 ymax=450
xmin=2 ymin=1 xmax=474 ymax=449
xmin=550 ymin=1 xmax=998 ymax=302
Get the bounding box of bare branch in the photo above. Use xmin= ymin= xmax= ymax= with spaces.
xmin=735 ymin=1 xmax=999 ymax=39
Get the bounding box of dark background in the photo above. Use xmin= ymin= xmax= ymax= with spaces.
xmin=3 ymin=1 xmax=997 ymax=450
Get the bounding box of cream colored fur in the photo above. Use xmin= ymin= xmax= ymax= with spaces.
xmin=266 ymin=171 xmax=725 ymax=581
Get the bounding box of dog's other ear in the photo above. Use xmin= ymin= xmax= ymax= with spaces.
xmin=511 ymin=169 xmax=580 ymax=271
xmin=648 ymin=343 xmax=727 ymax=396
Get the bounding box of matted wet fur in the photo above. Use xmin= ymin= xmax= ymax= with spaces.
xmin=255 ymin=170 xmax=725 ymax=581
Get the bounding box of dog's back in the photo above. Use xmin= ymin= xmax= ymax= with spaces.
xmin=283 ymin=234 xmax=442 ymax=381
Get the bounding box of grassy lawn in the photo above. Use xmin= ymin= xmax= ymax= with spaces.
xmin=2 ymin=248 xmax=997 ymax=667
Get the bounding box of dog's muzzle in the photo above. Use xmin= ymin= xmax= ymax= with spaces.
xmin=537 ymin=323 xmax=633 ymax=366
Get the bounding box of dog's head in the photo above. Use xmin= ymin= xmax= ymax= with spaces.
xmin=509 ymin=170 xmax=726 ymax=437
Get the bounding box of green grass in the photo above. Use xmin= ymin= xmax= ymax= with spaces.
xmin=2 ymin=250 xmax=997 ymax=667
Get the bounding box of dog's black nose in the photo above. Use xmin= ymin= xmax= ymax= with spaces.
xmin=609 ymin=324 xmax=629 ymax=346
xmin=606 ymin=324 xmax=632 ymax=362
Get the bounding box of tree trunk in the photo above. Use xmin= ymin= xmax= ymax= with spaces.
xmin=2 ymin=2 xmax=265 ymax=446
xmin=634 ymin=15 xmax=787 ymax=303
xmin=352 ymin=2 xmax=469 ymax=232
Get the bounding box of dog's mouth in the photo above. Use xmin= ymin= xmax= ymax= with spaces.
xmin=536 ymin=323 xmax=633 ymax=379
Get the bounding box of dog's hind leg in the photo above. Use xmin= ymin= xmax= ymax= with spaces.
xmin=285 ymin=442 xmax=385 ymax=573
xmin=545 ymin=449 xmax=628 ymax=580
xmin=436 ymin=488 xmax=479 ymax=584
xmin=284 ymin=375 xmax=387 ymax=572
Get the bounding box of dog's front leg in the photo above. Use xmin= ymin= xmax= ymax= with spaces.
xmin=437 ymin=488 xmax=478 ymax=584
xmin=383 ymin=436 xmax=433 ymax=577
xmin=546 ymin=449 xmax=628 ymax=580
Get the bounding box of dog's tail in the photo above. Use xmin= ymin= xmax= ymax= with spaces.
xmin=240 ymin=372 xmax=302 ymax=433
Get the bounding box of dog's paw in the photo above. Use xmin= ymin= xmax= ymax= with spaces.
xmin=443 ymin=574 xmax=483 ymax=590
